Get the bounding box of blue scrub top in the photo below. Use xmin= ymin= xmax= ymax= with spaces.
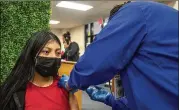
xmin=68 ymin=2 xmax=178 ymax=110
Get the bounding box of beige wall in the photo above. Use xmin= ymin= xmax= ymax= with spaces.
xmin=69 ymin=25 xmax=85 ymax=56
xmin=167 ymin=1 xmax=178 ymax=10
xmin=51 ymin=28 xmax=62 ymax=38
xmin=51 ymin=25 xmax=84 ymax=56
xmin=173 ymin=1 xmax=178 ymax=10
xmin=51 ymin=29 xmax=65 ymax=52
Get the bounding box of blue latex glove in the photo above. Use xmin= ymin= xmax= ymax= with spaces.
xmin=58 ymin=74 xmax=78 ymax=93
xmin=86 ymin=86 xmax=129 ymax=109
xmin=86 ymin=86 xmax=111 ymax=103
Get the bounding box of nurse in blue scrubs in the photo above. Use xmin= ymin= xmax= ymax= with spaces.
xmin=58 ymin=1 xmax=178 ymax=110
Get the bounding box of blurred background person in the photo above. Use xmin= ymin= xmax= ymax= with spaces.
xmin=61 ymin=31 xmax=80 ymax=62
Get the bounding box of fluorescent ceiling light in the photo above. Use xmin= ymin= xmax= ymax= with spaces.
xmin=56 ymin=1 xmax=93 ymax=11
xmin=50 ymin=20 xmax=60 ymax=24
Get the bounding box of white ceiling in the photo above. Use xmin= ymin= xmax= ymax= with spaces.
xmin=50 ymin=1 xmax=125 ymax=29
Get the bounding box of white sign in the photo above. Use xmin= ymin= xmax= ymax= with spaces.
xmin=93 ymin=21 xmax=102 ymax=35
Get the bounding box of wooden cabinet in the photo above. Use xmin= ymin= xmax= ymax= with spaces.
xmin=58 ymin=61 xmax=82 ymax=110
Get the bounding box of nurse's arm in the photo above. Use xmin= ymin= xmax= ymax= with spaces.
xmin=68 ymin=3 xmax=147 ymax=90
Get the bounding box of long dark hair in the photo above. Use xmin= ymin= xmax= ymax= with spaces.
xmin=0 ymin=30 xmax=61 ymax=109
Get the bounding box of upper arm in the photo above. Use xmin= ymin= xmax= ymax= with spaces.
xmin=69 ymin=93 xmax=79 ymax=110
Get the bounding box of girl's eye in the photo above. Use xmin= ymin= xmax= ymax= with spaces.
xmin=56 ymin=52 xmax=61 ymax=56
xmin=41 ymin=50 xmax=49 ymax=55
xmin=56 ymin=51 xmax=61 ymax=56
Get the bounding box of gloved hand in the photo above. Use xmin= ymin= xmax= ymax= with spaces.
xmin=58 ymin=74 xmax=78 ymax=93
xmin=86 ymin=86 xmax=111 ymax=103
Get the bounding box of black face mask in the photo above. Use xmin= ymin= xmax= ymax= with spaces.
xmin=35 ymin=56 xmax=61 ymax=77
